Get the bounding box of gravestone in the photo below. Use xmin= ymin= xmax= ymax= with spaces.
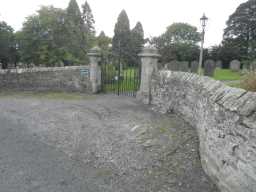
xmin=167 ymin=60 xmax=179 ymax=71
xmin=158 ymin=62 xmax=164 ymax=70
xmin=250 ymin=60 xmax=256 ymax=71
xmin=8 ymin=63 xmax=16 ymax=69
xmin=179 ymin=61 xmax=189 ymax=72
xmin=230 ymin=60 xmax=240 ymax=71
xmin=190 ymin=61 xmax=199 ymax=73
xmin=216 ymin=60 xmax=222 ymax=68
xmin=204 ymin=59 xmax=216 ymax=77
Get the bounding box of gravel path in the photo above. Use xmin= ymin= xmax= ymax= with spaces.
xmin=0 ymin=94 xmax=219 ymax=192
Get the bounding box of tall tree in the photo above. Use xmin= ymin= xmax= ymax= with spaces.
xmin=66 ymin=0 xmax=88 ymax=60
xmin=97 ymin=31 xmax=111 ymax=50
xmin=0 ymin=21 xmax=15 ymax=68
xmin=165 ymin=23 xmax=200 ymax=44
xmin=224 ymin=0 xmax=256 ymax=61
xmin=112 ymin=10 xmax=132 ymax=65
xmin=131 ymin=22 xmax=144 ymax=65
xmin=17 ymin=6 xmax=73 ymax=66
xmin=81 ymin=1 xmax=95 ymax=35
xmin=96 ymin=31 xmax=112 ymax=61
xmin=150 ymin=23 xmax=200 ymax=63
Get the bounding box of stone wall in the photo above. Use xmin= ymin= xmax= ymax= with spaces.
xmin=0 ymin=66 xmax=91 ymax=92
xmin=149 ymin=70 xmax=256 ymax=192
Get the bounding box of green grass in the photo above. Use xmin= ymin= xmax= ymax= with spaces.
xmin=0 ymin=91 xmax=95 ymax=100
xmin=102 ymin=67 xmax=140 ymax=93
xmin=213 ymin=69 xmax=242 ymax=81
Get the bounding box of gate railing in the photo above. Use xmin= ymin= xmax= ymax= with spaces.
xmin=101 ymin=53 xmax=141 ymax=96
xmin=88 ymin=46 xmax=160 ymax=99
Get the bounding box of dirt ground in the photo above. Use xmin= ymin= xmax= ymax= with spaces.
xmin=0 ymin=92 xmax=219 ymax=192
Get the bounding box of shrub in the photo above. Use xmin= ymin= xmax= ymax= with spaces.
xmin=241 ymin=72 xmax=256 ymax=92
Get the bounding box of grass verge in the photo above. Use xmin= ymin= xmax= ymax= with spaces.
xmin=214 ymin=69 xmax=241 ymax=81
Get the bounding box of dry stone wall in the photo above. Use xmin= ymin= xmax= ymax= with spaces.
xmin=0 ymin=66 xmax=91 ymax=92
xmin=150 ymin=70 xmax=256 ymax=192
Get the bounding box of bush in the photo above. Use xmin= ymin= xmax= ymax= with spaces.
xmin=241 ymin=72 xmax=256 ymax=92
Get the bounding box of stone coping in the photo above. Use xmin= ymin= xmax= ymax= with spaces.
xmin=149 ymin=70 xmax=256 ymax=192
xmin=0 ymin=66 xmax=89 ymax=74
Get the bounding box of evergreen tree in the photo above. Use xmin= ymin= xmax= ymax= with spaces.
xmin=96 ymin=31 xmax=112 ymax=63
xmin=97 ymin=31 xmax=111 ymax=50
xmin=66 ymin=0 xmax=82 ymax=25
xmin=66 ymin=0 xmax=88 ymax=61
xmin=0 ymin=21 xmax=15 ymax=68
xmin=131 ymin=22 xmax=144 ymax=65
xmin=81 ymin=1 xmax=95 ymax=35
xmin=112 ymin=10 xmax=132 ymax=65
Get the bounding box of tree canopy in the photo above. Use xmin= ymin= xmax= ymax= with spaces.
xmin=112 ymin=10 xmax=144 ymax=66
xmin=112 ymin=10 xmax=131 ymax=64
xmin=131 ymin=22 xmax=144 ymax=65
xmin=0 ymin=21 xmax=15 ymax=68
xmin=82 ymin=1 xmax=95 ymax=35
xmin=224 ymin=0 xmax=256 ymax=61
xmin=151 ymin=23 xmax=200 ymax=63
xmin=15 ymin=0 xmax=96 ymax=67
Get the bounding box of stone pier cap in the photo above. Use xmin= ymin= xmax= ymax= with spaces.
xmin=88 ymin=46 xmax=101 ymax=57
xmin=138 ymin=47 xmax=161 ymax=58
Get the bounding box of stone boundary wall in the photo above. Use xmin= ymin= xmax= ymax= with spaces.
xmin=0 ymin=66 xmax=91 ymax=92
xmin=150 ymin=70 xmax=256 ymax=192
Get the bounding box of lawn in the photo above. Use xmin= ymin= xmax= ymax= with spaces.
xmin=213 ymin=68 xmax=241 ymax=81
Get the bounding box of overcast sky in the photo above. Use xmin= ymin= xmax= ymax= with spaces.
xmin=0 ymin=0 xmax=247 ymax=47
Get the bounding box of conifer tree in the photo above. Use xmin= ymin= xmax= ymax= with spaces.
xmin=112 ymin=10 xmax=132 ymax=65
xmin=131 ymin=22 xmax=144 ymax=65
xmin=81 ymin=1 xmax=95 ymax=35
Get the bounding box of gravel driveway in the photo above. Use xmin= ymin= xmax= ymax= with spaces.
xmin=0 ymin=93 xmax=219 ymax=192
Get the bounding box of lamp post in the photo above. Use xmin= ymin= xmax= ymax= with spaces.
xmin=198 ymin=13 xmax=208 ymax=75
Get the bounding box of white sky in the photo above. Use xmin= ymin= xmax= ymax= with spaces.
xmin=0 ymin=0 xmax=247 ymax=47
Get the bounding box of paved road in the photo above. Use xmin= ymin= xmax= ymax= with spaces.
xmin=0 ymin=94 xmax=219 ymax=192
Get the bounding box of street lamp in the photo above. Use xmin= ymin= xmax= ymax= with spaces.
xmin=198 ymin=13 xmax=208 ymax=75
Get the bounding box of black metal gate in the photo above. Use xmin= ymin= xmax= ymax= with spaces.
xmin=101 ymin=54 xmax=141 ymax=97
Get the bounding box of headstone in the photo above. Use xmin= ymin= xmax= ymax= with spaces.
xmin=190 ymin=61 xmax=199 ymax=73
xmin=179 ymin=61 xmax=189 ymax=72
xmin=230 ymin=60 xmax=241 ymax=71
xmin=250 ymin=60 xmax=256 ymax=71
xmin=204 ymin=59 xmax=216 ymax=77
xmin=167 ymin=60 xmax=179 ymax=71
xmin=158 ymin=62 xmax=164 ymax=70
xmin=216 ymin=60 xmax=222 ymax=68
xmin=8 ymin=63 xmax=16 ymax=69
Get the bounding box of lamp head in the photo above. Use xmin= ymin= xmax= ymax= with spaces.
xmin=200 ymin=13 xmax=208 ymax=28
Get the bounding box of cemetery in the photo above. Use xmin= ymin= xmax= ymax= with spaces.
xmin=0 ymin=0 xmax=256 ymax=192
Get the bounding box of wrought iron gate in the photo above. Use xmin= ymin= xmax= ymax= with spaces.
xmin=101 ymin=54 xmax=141 ymax=97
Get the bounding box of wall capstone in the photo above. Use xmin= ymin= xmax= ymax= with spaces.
xmin=149 ymin=70 xmax=256 ymax=192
